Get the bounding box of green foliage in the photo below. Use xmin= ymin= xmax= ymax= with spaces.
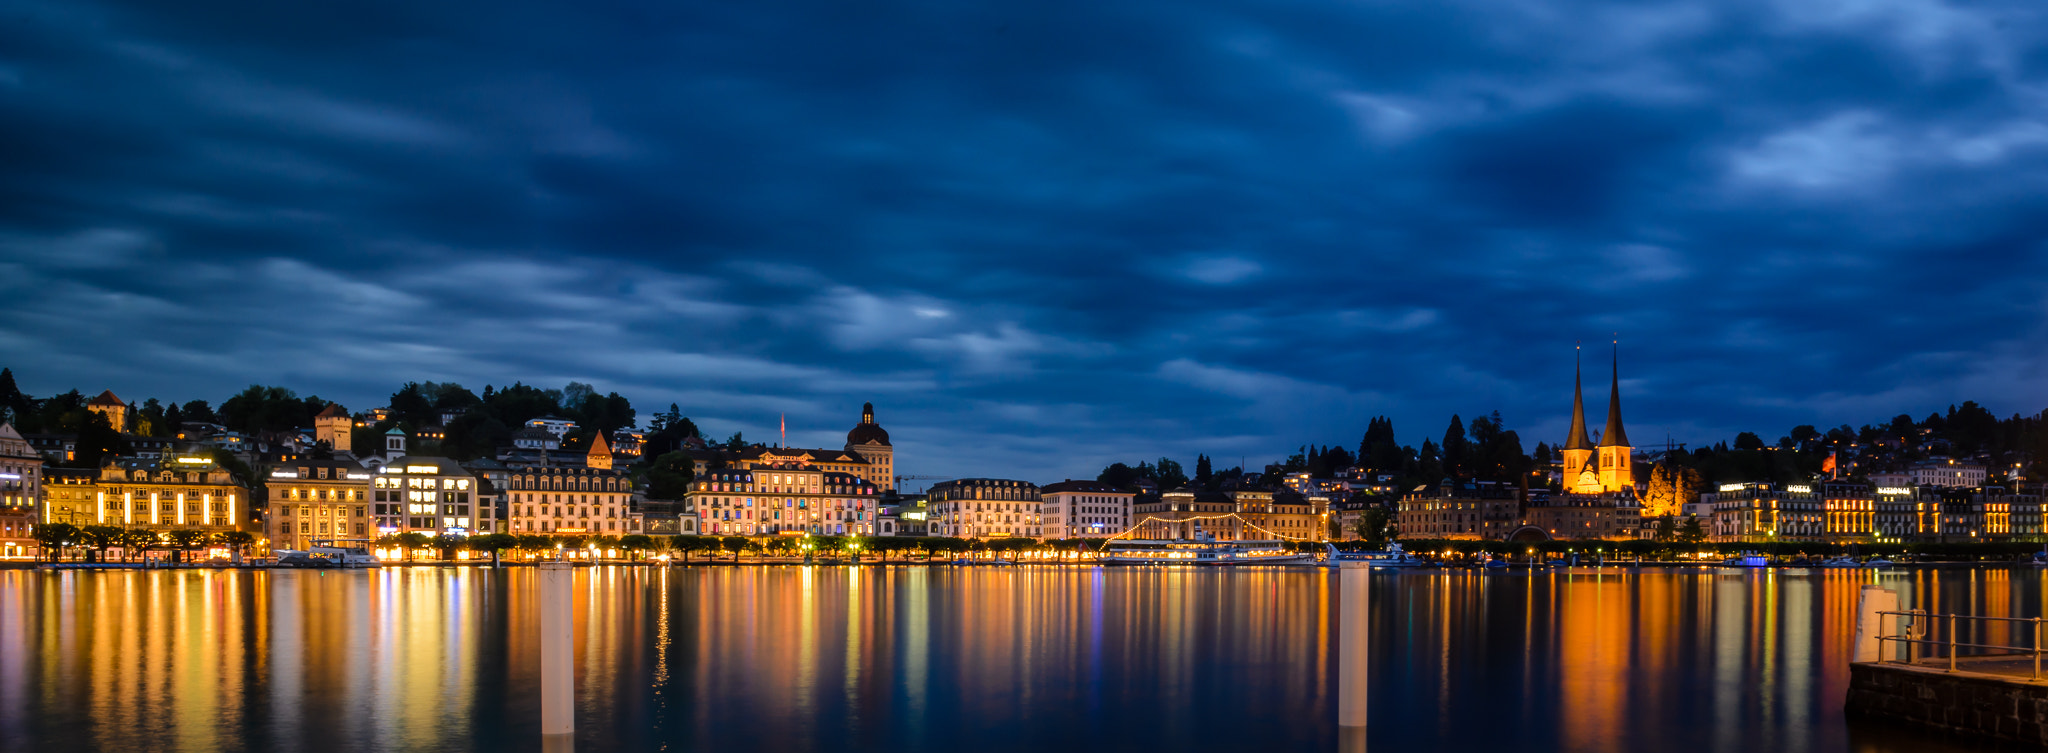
xmin=642 ymin=451 xmax=696 ymax=500
xmin=220 ymin=385 xmax=327 ymax=435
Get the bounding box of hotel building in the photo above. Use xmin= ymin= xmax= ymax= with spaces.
xmin=686 ymin=464 xmax=881 ymax=536
xmin=369 ymin=457 xmax=486 ymax=537
xmin=267 ymin=459 xmax=374 ymax=551
xmin=506 ymin=464 xmax=641 ymax=535
xmin=94 ymin=454 xmax=248 ymax=533
xmin=1131 ymin=481 xmax=1326 ymax=541
xmin=1040 ymin=480 xmax=1133 ymax=539
xmin=0 ymin=423 xmax=42 ymax=558
xmin=929 ymin=478 xmax=1042 ymax=538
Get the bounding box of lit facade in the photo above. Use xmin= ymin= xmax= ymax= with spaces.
xmin=929 ymin=478 xmax=1042 ymax=538
xmin=369 ymin=457 xmax=486 ymax=536
xmin=1561 ymin=350 xmax=1634 ymax=494
xmin=94 ymin=455 xmax=247 ymax=533
xmin=267 ymin=459 xmax=374 ymax=551
xmin=507 ymin=465 xmax=640 ymax=535
xmin=1397 ymin=480 xmax=1525 ymax=540
xmin=1130 ymin=483 xmax=1326 ymax=541
xmin=1040 ymin=480 xmax=1133 ymax=538
xmin=0 ymin=423 xmax=43 ymax=558
xmin=686 ymin=465 xmax=879 ymax=536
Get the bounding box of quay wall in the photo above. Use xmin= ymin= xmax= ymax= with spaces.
xmin=1847 ymin=662 xmax=2048 ymax=744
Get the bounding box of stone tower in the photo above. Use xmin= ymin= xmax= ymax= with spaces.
xmin=586 ymin=431 xmax=613 ymax=470
xmin=87 ymin=390 xmax=127 ymax=433
xmin=1595 ymin=348 xmax=1633 ymax=493
xmin=845 ymin=402 xmax=894 ymax=491
xmin=314 ymin=403 xmax=352 ymax=453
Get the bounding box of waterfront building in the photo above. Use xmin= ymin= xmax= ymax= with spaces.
xmin=1130 ymin=481 xmax=1325 ymax=541
xmin=685 ymin=465 xmax=881 ymax=536
xmin=461 ymin=457 xmax=512 ymax=533
xmin=506 ymin=463 xmax=641 ymax=535
xmin=844 ymin=403 xmax=895 ymax=491
xmin=1040 ymin=480 xmax=1133 ymax=539
xmin=369 ymin=457 xmax=485 ymax=536
xmin=1819 ymin=481 xmax=1878 ymax=543
xmin=1522 ymin=489 xmax=1643 ymax=540
xmin=1396 ymin=480 xmax=1524 ymax=540
xmin=1706 ymin=482 xmax=1823 ymax=542
xmin=1872 ymin=484 xmax=1932 ymax=541
xmin=0 ymin=423 xmax=39 ymax=558
xmin=929 ymin=478 xmax=1041 ymax=538
xmin=314 ymin=404 xmax=352 ymax=454
xmin=94 ymin=454 xmax=249 ymax=533
xmin=268 ymin=459 xmax=374 ymax=551
xmin=41 ymin=468 xmax=96 ymax=527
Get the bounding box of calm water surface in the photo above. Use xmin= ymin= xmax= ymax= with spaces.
xmin=0 ymin=565 xmax=2038 ymax=752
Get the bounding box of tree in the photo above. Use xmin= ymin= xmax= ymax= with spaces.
xmin=1098 ymin=462 xmax=1140 ymax=489
xmin=0 ymin=368 xmax=31 ymax=427
xmin=71 ymin=411 xmax=129 ymax=469
xmin=720 ymin=536 xmax=752 ymax=561
xmin=1678 ymin=516 xmax=1707 ymax=544
xmin=1652 ymin=516 xmax=1677 ymax=542
xmin=395 ymin=532 xmax=431 ymax=561
xmin=1194 ymin=455 xmax=1213 ymax=487
xmin=432 ymin=534 xmax=467 ymax=560
xmin=1441 ymin=415 xmax=1468 ymax=478
xmin=1733 ymin=432 xmax=1766 ymax=451
xmin=30 ymin=522 xmax=79 ymax=562
xmin=119 ymin=528 xmax=158 ymax=562
xmin=166 ymin=529 xmax=209 ymax=563
xmin=643 ymin=451 xmax=696 ymax=500
xmin=1155 ymin=458 xmax=1188 ymax=489
xmin=77 ymin=525 xmax=121 ymax=563
xmin=1354 ymin=506 xmax=1393 ymax=547
xmin=216 ymin=530 xmax=255 ymax=563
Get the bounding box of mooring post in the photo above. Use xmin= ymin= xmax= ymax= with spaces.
xmin=1852 ymin=584 xmax=1898 ymax=664
xmin=1339 ymin=560 xmax=1369 ymax=751
xmin=540 ymin=560 xmax=574 ymax=750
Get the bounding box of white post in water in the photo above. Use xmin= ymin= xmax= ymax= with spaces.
xmin=1339 ymin=560 xmax=1370 ymax=749
xmin=1852 ymin=584 xmax=1898 ymax=663
xmin=540 ymin=561 xmax=574 ymax=746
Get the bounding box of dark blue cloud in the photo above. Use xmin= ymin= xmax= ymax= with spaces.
xmin=3 ymin=0 xmax=2047 ymax=481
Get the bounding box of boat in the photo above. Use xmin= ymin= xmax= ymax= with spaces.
xmin=1483 ymin=558 xmax=1510 ymax=570
xmin=1322 ymin=542 xmax=1428 ymax=568
xmin=1818 ymin=557 xmax=1863 ymax=568
xmin=1721 ymin=552 xmax=1770 ymax=568
xmin=1101 ymin=536 xmax=1315 ymax=566
xmin=276 ymin=538 xmax=378 ymax=568
xmin=951 ymin=558 xmax=1017 ymax=566
xmin=1863 ymin=557 xmax=1896 ymax=569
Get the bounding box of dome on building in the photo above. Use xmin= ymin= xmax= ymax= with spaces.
xmin=846 ymin=402 xmax=890 ymax=446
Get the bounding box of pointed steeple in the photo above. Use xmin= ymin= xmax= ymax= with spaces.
xmin=1599 ymin=343 xmax=1629 ymax=448
xmin=1564 ymin=347 xmax=1593 ymax=451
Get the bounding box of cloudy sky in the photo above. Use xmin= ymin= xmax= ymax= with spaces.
xmin=3 ymin=0 xmax=2046 ymax=482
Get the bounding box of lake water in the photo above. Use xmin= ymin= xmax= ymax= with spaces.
xmin=0 ymin=565 xmax=2037 ymax=752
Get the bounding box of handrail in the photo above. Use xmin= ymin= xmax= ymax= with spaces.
xmin=1873 ymin=609 xmax=2047 ymax=678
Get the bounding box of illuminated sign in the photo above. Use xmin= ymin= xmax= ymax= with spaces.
xmin=346 ymin=473 xmax=371 ymax=480
xmin=1718 ymin=483 xmax=1748 ymax=492
xmin=556 ymin=527 xmax=587 ymax=533
xmin=1787 ymin=485 xmax=1812 ymax=494
xmin=1878 ymin=487 xmax=1913 ymax=495
xmin=0 ymin=473 xmax=18 ymax=480
xmin=176 ymin=457 xmax=211 ymax=464
xmin=271 ymin=472 xmax=298 ymax=479
xmin=405 ymin=465 xmax=439 ymax=474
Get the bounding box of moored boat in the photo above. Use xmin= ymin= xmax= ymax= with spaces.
xmin=1102 ymin=536 xmax=1314 ymax=566
xmin=1322 ymin=542 xmax=1428 ymax=568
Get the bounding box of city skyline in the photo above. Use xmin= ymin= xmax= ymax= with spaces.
xmin=6 ymin=1 xmax=2047 ymax=482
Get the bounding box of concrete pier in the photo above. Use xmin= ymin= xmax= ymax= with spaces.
xmin=1338 ymin=561 xmax=1369 ymax=751
xmin=539 ymin=561 xmax=574 ymax=749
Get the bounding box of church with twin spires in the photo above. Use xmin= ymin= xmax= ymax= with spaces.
xmin=1562 ymin=349 xmax=1633 ymax=494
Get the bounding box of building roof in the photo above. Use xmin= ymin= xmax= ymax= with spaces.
xmin=846 ymin=402 xmax=891 ymax=447
xmin=385 ymin=427 xmax=406 ymax=435
xmin=1040 ymin=480 xmax=1133 ymax=495
xmin=511 ymin=426 xmax=555 ymax=440
xmin=1599 ymin=349 xmax=1630 ymax=448
xmin=89 ymin=390 xmax=125 ymax=407
xmin=1564 ymin=351 xmax=1594 ymax=452
xmin=315 ymin=403 xmax=348 ymax=419
xmin=588 ymin=432 xmax=611 ymax=456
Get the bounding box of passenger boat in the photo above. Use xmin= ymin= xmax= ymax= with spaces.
xmin=1720 ymin=552 xmax=1770 ymax=568
xmin=1101 ymin=536 xmax=1314 ymax=566
xmin=1321 ymin=542 xmax=1428 ymax=568
xmin=275 ymin=538 xmax=378 ymax=568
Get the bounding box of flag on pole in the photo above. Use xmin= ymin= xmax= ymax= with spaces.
xmin=1822 ymin=451 xmax=1837 ymax=477
xmin=780 ymin=413 xmax=786 ymax=448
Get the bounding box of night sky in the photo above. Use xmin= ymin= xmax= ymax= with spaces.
xmin=3 ymin=0 xmax=2046 ymax=481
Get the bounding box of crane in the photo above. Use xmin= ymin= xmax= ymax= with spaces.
xmin=894 ymin=474 xmax=948 ymax=493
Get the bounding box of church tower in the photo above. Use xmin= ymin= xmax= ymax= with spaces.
xmin=1562 ymin=350 xmax=1598 ymax=493
xmin=1595 ymin=346 xmax=1633 ymax=493
xmin=586 ymin=431 xmax=613 ymax=470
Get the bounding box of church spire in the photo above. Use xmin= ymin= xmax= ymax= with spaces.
xmin=1564 ymin=345 xmax=1593 ymax=451
xmin=1599 ymin=341 xmax=1629 ymax=448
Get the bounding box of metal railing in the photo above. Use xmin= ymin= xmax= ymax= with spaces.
xmin=1876 ymin=609 xmax=2048 ymax=678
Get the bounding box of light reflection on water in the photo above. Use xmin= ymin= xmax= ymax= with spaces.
xmin=0 ymin=566 xmax=2034 ymax=752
